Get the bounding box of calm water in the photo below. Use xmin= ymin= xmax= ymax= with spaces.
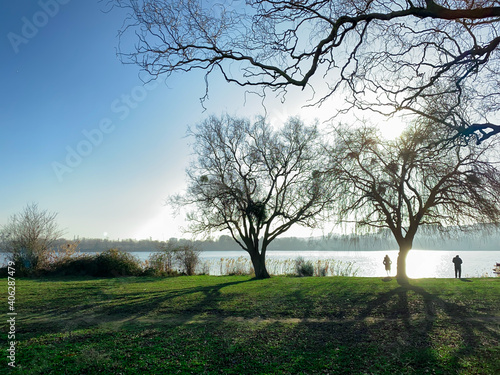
xmin=133 ymin=249 xmax=499 ymax=278
xmin=2 ymin=250 xmax=497 ymax=278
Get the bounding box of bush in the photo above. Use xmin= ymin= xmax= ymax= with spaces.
xmin=175 ymin=245 xmax=201 ymax=276
xmin=8 ymin=252 xmax=36 ymax=277
xmin=146 ymin=242 xmax=201 ymax=276
xmin=295 ymin=256 xmax=314 ymax=277
xmin=148 ymin=250 xmax=176 ymax=274
xmin=46 ymin=248 xmax=143 ymax=277
xmin=0 ymin=203 xmax=63 ymax=275
xmin=94 ymin=249 xmax=143 ymax=277
xmin=47 ymin=254 xmax=98 ymax=277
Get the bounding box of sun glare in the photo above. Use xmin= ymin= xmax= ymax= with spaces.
xmin=406 ymin=250 xmax=447 ymax=279
xmin=379 ymin=118 xmax=405 ymax=140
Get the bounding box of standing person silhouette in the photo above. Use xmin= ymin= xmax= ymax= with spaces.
xmin=452 ymin=255 xmax=463 ymax=279
xmin=383 ymin=255 xmax=392 ymax=276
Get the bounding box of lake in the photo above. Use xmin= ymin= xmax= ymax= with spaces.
xmin=1 ymin=249 xmax=497 ymax=278
xmin=132 ymin=249 xmax=499 ymax=278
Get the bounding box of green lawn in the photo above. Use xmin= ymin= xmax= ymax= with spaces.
xmin=1 ymin=276 xmax=499 ymax=374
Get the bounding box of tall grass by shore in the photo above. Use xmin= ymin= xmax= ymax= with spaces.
xmin=209 ymin=256 xmax=359 ymax=277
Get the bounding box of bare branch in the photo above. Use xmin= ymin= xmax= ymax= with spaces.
xmin=114 ymin=0 xmax=500 ymax=140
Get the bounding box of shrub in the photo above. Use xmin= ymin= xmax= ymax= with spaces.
xmin=295 ymin=256 xmax=314 ymax=277
xmin=8 ymin=252 xmax=35 ymax=277
xmin=175 ymin=245 xmax=201 ymax=276
xmin=47 ymin=254 xmax=98 ymax=277
xmin=0 ymin=203 xmax=63 ymax=275
xmin=316 ymin=265 xmax=328 ymax=277
xmin=46 ymin=248 xmax=143 ymax=277
xmin=94 ymin=248 xmax=143 ymax=277
xmin=49 ymin=240 xmax=81 ymax=262
xmin=148 ymin=249 xmax=176 ymax=274
xmin=40 ymin=241 xmax=81 ymax=273
xmin=146 ymin=242 xmax=201 ymax=276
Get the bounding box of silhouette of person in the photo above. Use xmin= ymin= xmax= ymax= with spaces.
xmin=383 ymin=255 xmax=392 ymax=276
xmin=452 ymin=255 xmax=463 ymax=278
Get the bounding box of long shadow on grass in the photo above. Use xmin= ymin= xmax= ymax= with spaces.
xmin=17 ymin=277 xmax=255 ymax=337
xmin=228 ymin=282 xmax=499 ymax=374
xmin=221 ymin=281 xmax=499 ymax=374
xmin=12 ymin=278 xmax=500 ymax=374
xmin=316 ymin=283 xmax=500 ymax=373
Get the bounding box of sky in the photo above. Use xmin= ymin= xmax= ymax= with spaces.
xmin=0 ymin=1 xmax=403 ymax=241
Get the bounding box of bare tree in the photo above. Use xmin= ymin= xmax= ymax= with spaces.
xmin=148 ymin=239 xmax=179 ymax=273
xmin=175 ymin=244 xmax=202 ymax=276
xmin=171 ymin=115 xmax=334 ymax=279
xmin=328 ymin=119 xmax=500 ymax=283
xmin=114 ymin=0 xmax=500 ymax=142
xmin=1 ymin=203 xmax=64 ymax=272
xmin=149 ymin=240 xmax=202 ymax=275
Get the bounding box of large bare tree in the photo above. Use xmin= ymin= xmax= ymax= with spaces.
xmin=114 ymin=0 xmax=500 ymax=142
xmin=171 ymin=115 xmax=334 ymax=278
xmin=328 ymin=119 xmax=500 ymax=283
xmin=1 ymin=203 xmax=64 ymax=272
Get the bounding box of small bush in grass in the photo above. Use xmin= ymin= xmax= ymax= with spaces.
xmin=175 ymin=245 xmax=201 ymax=276
xmin=0 ymin=203 xmax=63 ymax=276
xmin=148 ymin=249 xmax=177 ymax=275
xmin=148 ymin=240 xmax=178 ymax=274
xmin=147 ymin=242 xmax=201 ymax=276
xmin=41 ymin=241 xmax=81 ymax=272
xmin=8 ymin=252 xmax=33 ymax=277
xmin=295 ymin=256 xmax=314 ymax=277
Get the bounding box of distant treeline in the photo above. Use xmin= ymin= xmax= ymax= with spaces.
xmin=60 ymin=228 xmax=500 ymax=253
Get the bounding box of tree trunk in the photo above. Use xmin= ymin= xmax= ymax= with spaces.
xmin=249 ymin=250 xmax=270 ymax=279
xmin=396 ymin=241 xmax=412 ymax=285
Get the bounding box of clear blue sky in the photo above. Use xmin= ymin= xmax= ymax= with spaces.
xmin=0 ymin=1 xmax=325 ymax=240
xmin=1 ymin=1 xmax=403 ymax=241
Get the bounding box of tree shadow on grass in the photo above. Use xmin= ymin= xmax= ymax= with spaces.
xmin=351 ymin=282 xmax=500 ymax=373
xmin=237 ymin=280 xmax=500 ymax=374
xmin=12 ymin=278 xmax=500 ymax=374
xmin=16 ymin=277 xmax=255 ymax=336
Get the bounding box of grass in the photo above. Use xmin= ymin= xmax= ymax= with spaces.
xmin=1 ymin=276 xmax=499 ymax=374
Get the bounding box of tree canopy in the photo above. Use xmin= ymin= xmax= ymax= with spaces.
xmin=115 ymin=0 xmax=500 ymax=142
